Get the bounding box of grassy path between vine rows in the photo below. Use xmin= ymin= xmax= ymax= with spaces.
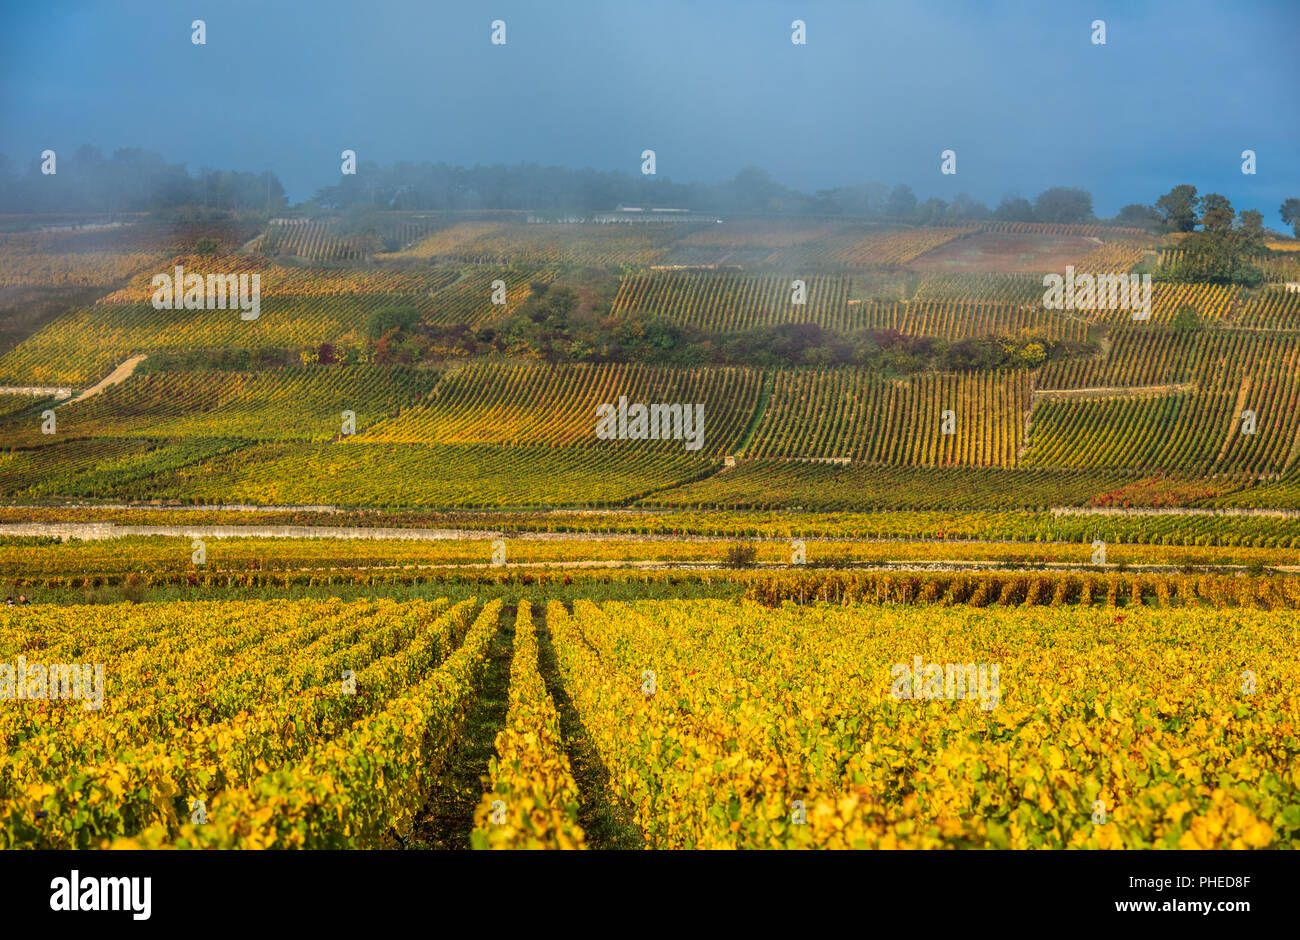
xmin=535 ymin=604 xmax=644 ymax=849
xmin=409 ymin=607 xmax=515 ymax=849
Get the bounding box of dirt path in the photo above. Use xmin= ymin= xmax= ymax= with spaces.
xmin=535 ymin=606 xmax=642 ymax=848
xmin=410 ymin=611 xmax=514 ymax=849
xmin=68 ymin=354 xmax=146 ymax=404
xmin=1051 ymin=506 xmax=1300 ymax=518
xmin=1033 ymin=383 xmax=1194 ymax=399
xmin=113 ymin=558 xmax=1285 ymax=576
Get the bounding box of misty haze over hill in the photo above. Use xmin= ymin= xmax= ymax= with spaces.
xmin=1 ymin=0 xmax=1296 ymax=218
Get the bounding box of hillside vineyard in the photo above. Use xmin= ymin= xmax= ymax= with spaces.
xmin=2 ymin=209 xmax=1298 ymax=860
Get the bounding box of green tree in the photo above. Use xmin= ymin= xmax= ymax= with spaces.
xmin=366 ymin=306 xmax=421 ymax=340
xmin=1116 ymin=204 xmax=1162 ymax=230
xmin=994 ymin=195 xmax=1035 ymax=221
xmin=1034 ymin=187 xmax=1093 ymax=224
xmin=1281 ymin=198 xmax=1300 ymax=238
xmin=916 ymin=197 xmax=948 ymax=225
xmin=1155 ymin=185 xmax=1200 ymax=232
xmin=886 ymin=184 xmax=917 ymax=219
xmin=1237 ymin=210 xmax=1267 ymax=256
xmin=1199 ymin=193 xmax=1235 ymax=234
xmin=1171 ymin=305 xmax=1200 ymax=333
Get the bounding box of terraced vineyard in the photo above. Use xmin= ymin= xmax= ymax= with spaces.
xmin=259 ymin=219 xmax=366 ymax=261
xmin=258 ymin=217 xmax=445 ymax=261
xmin=0 ymin=365 xmax=439 ymax=446
xmin=0 ymin=297 xmax=382 ymax=387
xmin=123 ymin=441 xmax=719 ymax=508
xmin=855 ymin=299 xmax=1088 ymax=341
xmin=421 ymin=266 xmax=550 ymax=325
xmin=613 ymin=272 xmax=852 ymax=331
xmin=362 ymin=361 xmax=759 ymax=454
xmin=1029 ymin=331 xmax=1300 ymax=476
xmin=979 ymin=221 xmax=1148 ymax=238
xmin=912 ymin=272 xmax=1044 ymax=306
xmin=829 ymin=226 xmax=979 ymax=267
xmin=746 ymin=369 xmax=1029 ymax=467
xmin=99 ymin=253 xmax=459 ymax=303
xmin=432 ymin=223 xmax=693 ymax=267
xmin=647 ymin=462 xmax=1147 ymax=510
xmin=614 ymin=273 xmax=1086 ymax=339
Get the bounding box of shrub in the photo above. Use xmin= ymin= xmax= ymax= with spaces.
xmin=122 ymin=573 xmax=148 ymax=604
xmin=724 ymin=544 xmax=758 ymax=568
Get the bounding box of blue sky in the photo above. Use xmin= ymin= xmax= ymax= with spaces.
xmin=1 ymin=0 xmax=1296 ymax=220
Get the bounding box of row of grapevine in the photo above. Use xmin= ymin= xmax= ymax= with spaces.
xmin=1040 ymin=329 xmax=1300 ymax=391
xmin=126 ymin=599 xmax=503 ymax=848
xmin=746 ymin=570 xmax=1300 ymax=610
xmin=1038 ymin=328 xmax=1195 ymax=389
xmin=1235 ymin=286 xmax=1300 ymax=329
xmin=18 ymin=439 xmax=716 ymax=508
xmin=257 ymin=218 xmax=446 ymax=261
xmin=1260 ymin=253 xmax=1300 ymax=282
xmin=1029 ymin=331 xmax=1300 ymax=476
xmin=979 ymin=220 xmax=1148 ymax=238
xmin=420 ymin=266 xmax=551 ymax=325
xmin=828 ymin=226 xmax=979 ymax=266
xmin=855 ymin=299 xmax=1088 ymax=342
xmin=1073 ymin=239 xmax=1151 ymax=275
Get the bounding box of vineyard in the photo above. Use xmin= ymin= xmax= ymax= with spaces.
xmin=643 ymin=463 xmax=1154 ymax=511
xmin=1027 ymin=331 xmax=1300 ymax=476
xmin=361 ymin=361 xmax=759 ymax=453
xmin=613 ymin=271 xmax=1088 ymax=339
xmin=256 ymin=217 xmax=445 ymax=261
xmin=421 ymin=223 xmax=694 ymax=267
xmin=7 ymin=214 xmax=1300 ymax=513
xmin=746 ymin=369 xmax=1030 ymax=467
xmin=4 ymin=596 xmax=1294 ymax=849
xmin=0 ymin=298 xmax=378 ymax=387
xmin=5 ymin=533 xmax=1300 ymax=589
xmin=0 ymin=366 xmax=439 ymax=446
xmin=854 ymin=299 xmax=1088 ymax=342
xmin=613 ymin=272 xmax=853 ymax=331
xmin=116 ymin=441 xmax=717 ymax=508
xmin=258 ymin=219 xmax=366 ymax=261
